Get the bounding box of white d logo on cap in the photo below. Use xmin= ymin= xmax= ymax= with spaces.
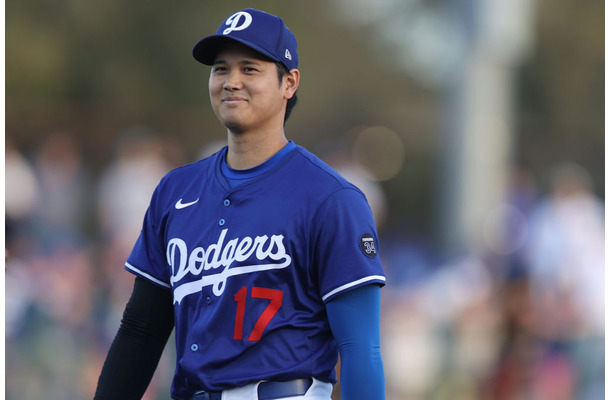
xmin=223 ymin=11 xmax=253 ymax=35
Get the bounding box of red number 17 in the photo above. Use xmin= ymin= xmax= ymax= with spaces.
xmin=233 ymin=286 xmax=284 ymax=341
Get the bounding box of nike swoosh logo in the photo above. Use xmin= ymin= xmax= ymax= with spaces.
xmin=175 ymin=198 xmax=199 ymax=209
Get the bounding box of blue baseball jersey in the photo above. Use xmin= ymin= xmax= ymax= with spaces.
xmin=125 ymin=144 xmax=386 ymax=399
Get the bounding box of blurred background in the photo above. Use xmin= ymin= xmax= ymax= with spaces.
xmin=5 ymin=0 xmax=604 ymax=399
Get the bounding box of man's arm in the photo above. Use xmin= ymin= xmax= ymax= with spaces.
xmin=95 ymin=277 xmax=175 ymax=400
xmin=326 ymin=284 xmax=385 ymax=400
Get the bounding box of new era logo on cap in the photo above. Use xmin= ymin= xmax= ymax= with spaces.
xmin=193 ymin=8 xmax=299 ymax=71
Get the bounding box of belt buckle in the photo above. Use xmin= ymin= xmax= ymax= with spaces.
xmin=192 ymin=390 xmax=213 ymax=400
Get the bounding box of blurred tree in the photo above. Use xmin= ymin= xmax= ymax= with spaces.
xmin=5 ymin=0 xmax=604 ymax=226
xmin=516 ymin=0 xmax=604 ymax=196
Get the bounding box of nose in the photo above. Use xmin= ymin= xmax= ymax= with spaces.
xmin=222 ymin=71 xmax=242 ymax=91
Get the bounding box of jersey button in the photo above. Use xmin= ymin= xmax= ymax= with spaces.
xmin=219 ymin=219 xmax=226 ymax=226
xmin=191 ymin=344 xmax=199 ymax=351
xmin=223 ymin=199 xmax=231 ymax=207
xmin=206 ymin=296 xmax=211 ymax=304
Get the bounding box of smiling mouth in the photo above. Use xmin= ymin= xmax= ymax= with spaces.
xmin=222 ymin=97 xmax=247 ymax=104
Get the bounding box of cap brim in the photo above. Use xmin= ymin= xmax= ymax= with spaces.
xmin=193 ymin=35 xmax=280 ymax=66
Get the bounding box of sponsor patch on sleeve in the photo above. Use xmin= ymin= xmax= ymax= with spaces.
xmin=360 ymin=233 xmax=378 ymax=258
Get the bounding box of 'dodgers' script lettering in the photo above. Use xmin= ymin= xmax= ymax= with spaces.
xmin=167 ymin=229 xmax=291 ymax=303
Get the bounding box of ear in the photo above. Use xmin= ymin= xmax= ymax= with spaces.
xmin=284 ymin=69 xmax=300 ymax=99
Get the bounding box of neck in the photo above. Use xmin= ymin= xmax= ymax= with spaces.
xmin=226 ymin=128 xmax=289 ymax=170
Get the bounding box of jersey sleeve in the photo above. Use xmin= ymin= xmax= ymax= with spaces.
xmin=125 ymin=183 xmax=172 ymax=289
xmin=311 ymin=187 xmax=386 ymax=303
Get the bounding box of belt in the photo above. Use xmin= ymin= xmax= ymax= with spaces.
xmin=191 ymin=378 xmax=313 ymax=400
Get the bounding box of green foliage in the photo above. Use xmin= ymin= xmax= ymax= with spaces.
xmin=5 ymin=0 xmax=605 ymax=211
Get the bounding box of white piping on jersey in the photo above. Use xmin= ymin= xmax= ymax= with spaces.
xmin=321 ymin=275 xmax=386 ymax=302
xmin=125 ymin=262 xmax=172 ymax=288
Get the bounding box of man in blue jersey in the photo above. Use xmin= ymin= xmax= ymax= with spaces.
xmin=95 ymin=8 xmax=386 ymax=400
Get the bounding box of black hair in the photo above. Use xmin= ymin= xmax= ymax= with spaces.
xmin=276 ymin=62 xmax=298 ymax=123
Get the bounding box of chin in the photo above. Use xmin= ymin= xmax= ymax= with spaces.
xmin=222 ymin=119 xmax=248 ymax=134
xmin=216 ymin=111 xmax=243 ymax=130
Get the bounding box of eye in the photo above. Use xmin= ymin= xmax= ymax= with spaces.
xmin=212 ymin=65 xmax=227 ymax=73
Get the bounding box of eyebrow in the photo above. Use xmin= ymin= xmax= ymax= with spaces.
xmin=213 ymin=59 xmax=263 ymax=66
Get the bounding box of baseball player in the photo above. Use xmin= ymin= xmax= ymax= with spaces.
xmin=95 ymin=8 xmax=386 ymax=400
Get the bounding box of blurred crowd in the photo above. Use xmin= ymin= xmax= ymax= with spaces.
xmin=380 ymin=163 xmax=604 ymax=400
xmin=6 ymin=128 xmax=180 ymax=400
xmin=5 ymin=129 xmax=605 ymax=400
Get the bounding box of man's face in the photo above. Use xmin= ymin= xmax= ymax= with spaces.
xmin=209 ymin=42 xmax=294 ymax=134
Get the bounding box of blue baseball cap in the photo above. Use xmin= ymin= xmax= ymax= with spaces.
xmin=193 ymin=8 xmax=299 ymax=70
